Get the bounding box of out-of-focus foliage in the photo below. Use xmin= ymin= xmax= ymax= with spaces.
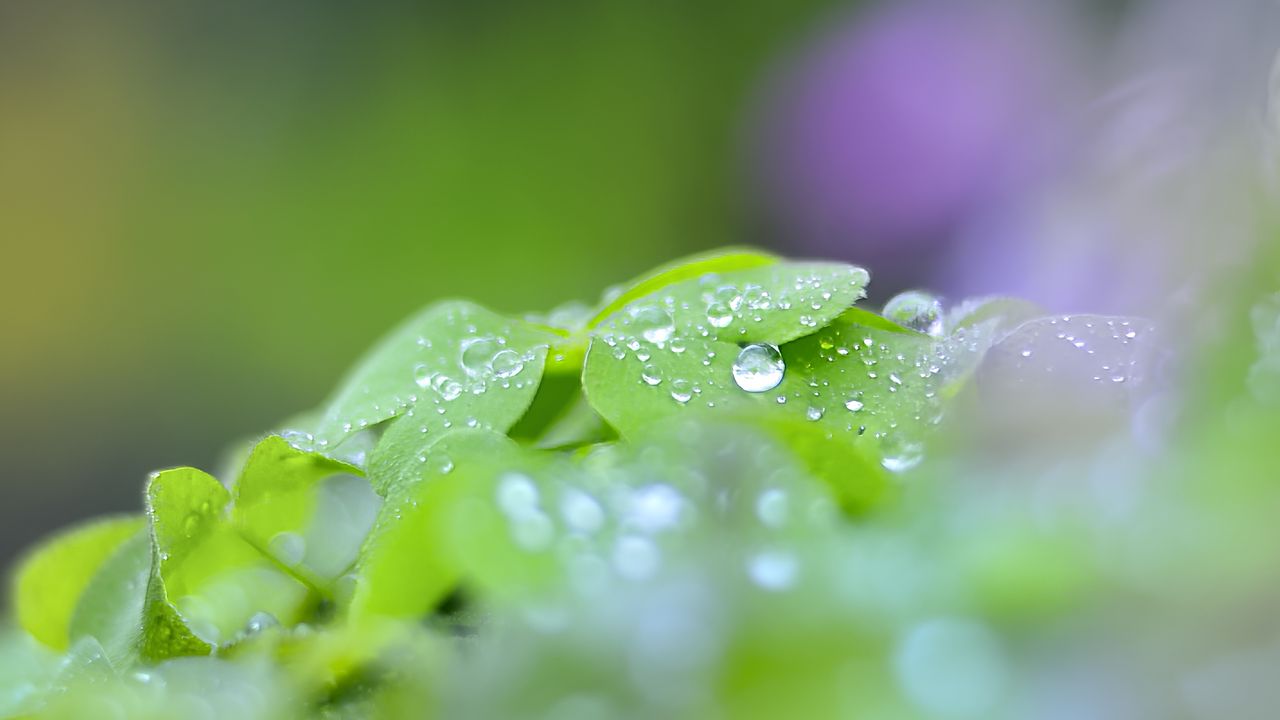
xmin=11 ymin=244 xmax=1280 ymax=719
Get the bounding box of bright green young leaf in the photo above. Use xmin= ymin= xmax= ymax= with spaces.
xmin=12 ymin=515 xmax=144 ymax=650
xmin=365 ymin=363 xmax=548 ymax=497
xmin=591 ymin=260 xmax=868 ymax=346
xmin=232 ymin=435 xmax=379 ymax=589
xmin=587 ymin=247 xmax=778 ymax=328
xmin=582 ymin=261 xmax=871 ymax=435
xmin=141 ymin=468 xmax=312 ymax=659
xmin=305 ymin=300 xmax=557 ymax=449
xmin=583 ymin=305 xmax=970 ymax=475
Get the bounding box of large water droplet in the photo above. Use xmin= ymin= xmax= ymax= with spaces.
xmin=733 ymin=343 xmax=785 ymax=392
xmin=884 ymin=291 xmax=944 ymax=337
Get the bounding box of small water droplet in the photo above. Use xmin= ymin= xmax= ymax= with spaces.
xmin=845 ymin=399 xmax=864 ymax=412
xmin=805 ymin=406 xmax=825 ymax=421
xmin=432 ymin=375 xmax=464 ymax=401
xmin=630 ymin=305 xmax=675 ymax=344
xmin=706 ymin=302 xmax=734 ymax=328
xmin=670 ymin=378 xmax=693 ymax=404
xmin=641 ymin=363 xmax=664 ymax=386
xmin=733 ymin=343 xmax=785 ymax=392
xmin=491 ymin=349 xmax=525 ymax=378
xmin=413 ymin=364 xmax=433 ymax=389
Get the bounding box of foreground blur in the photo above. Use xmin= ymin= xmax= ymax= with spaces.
xmin=3 ymin=0 xmax=1280 ymax=718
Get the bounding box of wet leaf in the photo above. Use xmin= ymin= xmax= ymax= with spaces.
xmin=307 ymin=300 xmax=556 ymax=450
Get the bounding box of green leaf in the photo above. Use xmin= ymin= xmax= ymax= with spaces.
xmin=141 ymin=468 xmax=312 ymax=659
xmin=591 ymin=260 xmax=868 ymax=346
xmin=12 ymin=515 xmax=144 ymax=650
xmin=232 ymin=436 xmax=379 ymax=589
xmin=583 ymin=304 xmax=972 ymax=476
xmin=582 ymin=261 xmax=871 ymax=436
xmin=351 ymin=430 xmax=520 ymax=620
xmin=587 ymin=247 xmax=778 ymax=328
xmin=306 ymin=300 xmax=557 ymax=449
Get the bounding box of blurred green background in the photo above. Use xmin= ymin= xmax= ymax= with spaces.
xmin=0 ymin=0 xmax=850 ymax=565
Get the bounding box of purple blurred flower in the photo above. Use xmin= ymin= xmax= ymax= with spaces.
xmin=755 ymin=1 xmax=1071 ymax=294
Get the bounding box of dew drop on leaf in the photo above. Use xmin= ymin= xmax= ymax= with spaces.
xmin=706 ymin=302 xmax=734 ymax=328
xmin=630 ymin=305 xmax=675 ymax=344
xmin=413 ymin=364 xmax=433 ymax=389
xmin=670 ymin=378 xmax=693 ymax=404
xmin=732 ymin=343 xmax=785 ymax=392
xmin=641 ymin=363 xmax=664 ymax=386
xmin=432 ymin=375 xmax=464 ymax=401
xmin=460 ymin=337 xmax=500 ymax=377
xmin=491 ymin=349 xmax=525 ymax=378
